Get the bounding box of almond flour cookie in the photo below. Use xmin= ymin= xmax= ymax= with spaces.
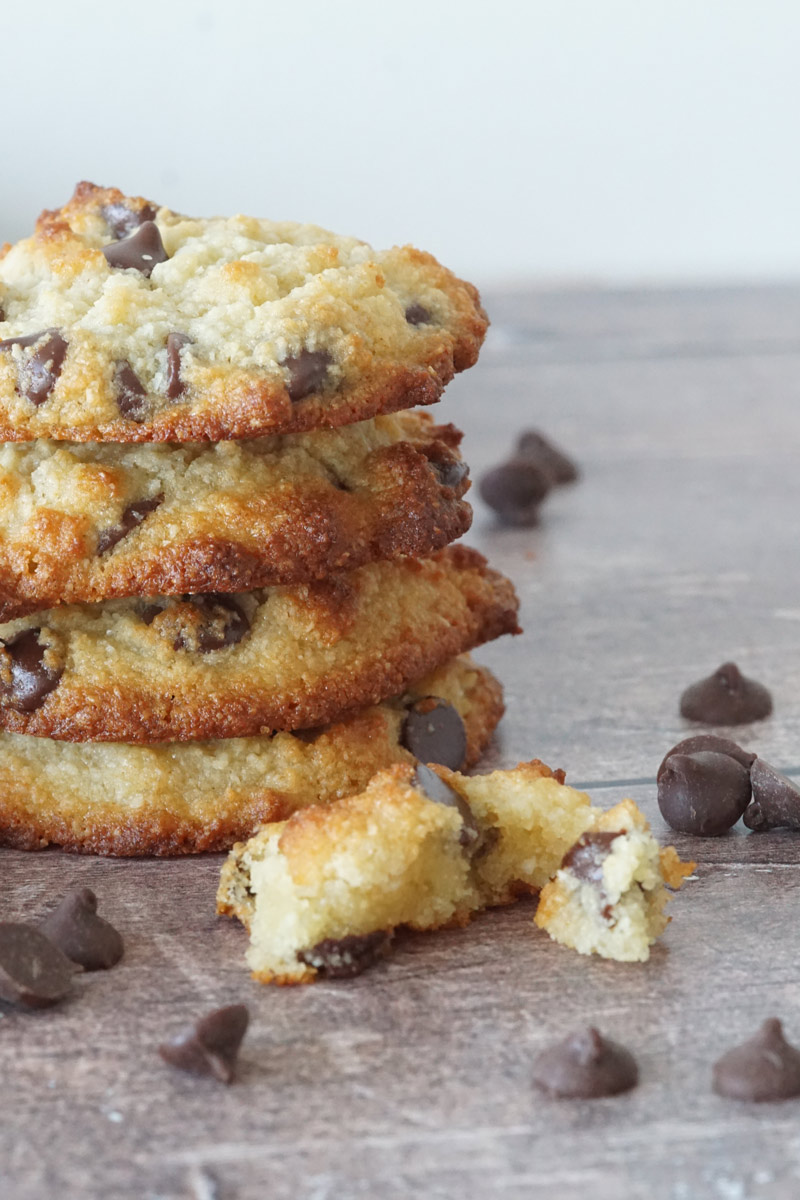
xmin=217 ymin=760 xmax=692 ymax=984
xmin=0 ymin=655 xmax=502 ymax=855
xmin=0 ymin=546 xmax=519 ymax=742
xmin=0 ymin=412 xmax=470 ymax=618
xmin=0 ymin=183 xmax=488 ymax=443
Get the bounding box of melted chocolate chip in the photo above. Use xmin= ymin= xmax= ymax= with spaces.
xmin=532 ymin=1027 xmax=639 ymax=1098
xmin=0 ymin=328 xmax=59 ymax=351
xmin=298 ymin=930 xmax=393 ymax=979
xmin=561 ymin=831 xmax=622 ymax=883
xmin=114 ymin=361 xmax=148 ymax=421
xmin=479 ymin=459 xmax=550 ymax=527
xmin=281 ymin=349 xmax=333 ymax=402
xmin=159 ymin=1004 xmax=249 ymax=1084
xmin=657 ymin=751 xmax=752 ymax=836
xmin=713 ymin=1019 xmax=800 ymax=1102
xmin=39 ymin=888 xmax=123 ymax=972
xmin=411 ymin=762 xmax=481 ymax=852
xmin=97 ymin=495 xmax=163 ymax=555
xmin=0 ymin=330 xmax=71 ymax=406
xmin=0 ymin=629 xmax=63 ymax=713
xmin=0 ymin=923 xmax=74 ymax=1009
xmin=138 ymin=603 xmax=162 ymax=626
xmin=166 ymin=332 xmax=193 ymax=400
xmin=516 ymin=430 xmax=579 ymax=485
xmin=401 ymin=698 xmax=467 ymax=771
xmin=657 ymin=734 xmax=755 ymax=783
xmin=429 ymin=456 xmax=469 ymax=490
xmin=101 ymin=201 xmax=157 ymax=240
xmin=173 ymin=594 xmax=250 ymax=653
xmin=405 ymin=303 xmax=432 ymax=325
xmin=680 ymin=662 xmax=773 ymax=726
xmin=102 ymin=220 xmax=168 ymax=278
xmin=744 ymin=758 xmax=800 ymax=831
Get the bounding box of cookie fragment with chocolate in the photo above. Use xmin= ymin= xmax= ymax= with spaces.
xmin=680 ymin=662 xmax=772 ymax=725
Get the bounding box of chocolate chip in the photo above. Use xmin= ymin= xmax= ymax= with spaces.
xmin=479 ymin=459 xmax=550 ymax=527
xmin=138 ymin=603 xmax=162 ymax=626
xmin=561 ymin=831 xmax=622 ymax=883
xmin=0 ymin=328 xmax=60 ymax=351
xmin=411 ymin=762 xmax=482 ymax=852
xmin=39 ymin=888 xmax=123 ymax=972
xmin=744 ymin=758 xmax=800 ymax=831
xmin=401 ymin=698 xmax=467 ymax=771
xmin=159 ymin=1004 xmax=249 ymax=1084
xmin=0 ymin=629 xmax=63 ymax=713
xmin=281 ymin=349 xmax=333 ymax=401
xmin=657 ymin=751 xmax=752 ymax=836
xmin=97 ymin=495 xmax=163 ymax=555
xmin=680 ymin=662 xmax=773 ymax=726
xmin=0 ymin=330 xmax=71 ymax=406
xmin=656 ymin=734 xmax=755 ymax=783
xmin=114 ymin=361 xmax=148 ymax=421
xmin=100 ymin=201 xmax=157 ymax=240
xmin=173 ymin=594 xmax=250 ymax=653
xmin=713 ymin=1019 xmax=800 ymax=1102
xmin=297 ymin=931 xmax=393 ymax=979
xmin=532 ymin=1027 xmax=639 ymax=1098
xmin=102 ymin=220 xmax=168 ymax=278
xmin=428 ymin=455 xmax=469 ymax=490
xmin=166 ymin=332 xmax=193 ymax=400
xmin=516 ymin=430 xmax=579 ymax=485
xmin=405 ymin=303 xmax=432 ymax=325
xmin=0 ymin=923 xmax=74 ymax=1009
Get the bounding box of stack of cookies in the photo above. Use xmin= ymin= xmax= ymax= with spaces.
xmin=0 ymin=183 xmax=519 ymax=855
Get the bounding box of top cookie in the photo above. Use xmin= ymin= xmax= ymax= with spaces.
xmin=0 ymin=183 xmax=488 ymax=443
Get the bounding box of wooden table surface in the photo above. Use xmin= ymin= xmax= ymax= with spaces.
xmin=5 ymin=284 xmax=800 ymax=1200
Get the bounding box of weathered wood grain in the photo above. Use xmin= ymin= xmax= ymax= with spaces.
xmin=4 ymin=285 xmax=800 ymax=1200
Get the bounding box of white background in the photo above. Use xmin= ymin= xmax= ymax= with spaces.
xmin=2 ymin=0 xmax=800 ymax=286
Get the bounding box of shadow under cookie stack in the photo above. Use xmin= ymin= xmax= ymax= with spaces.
xmin=0 ymin=184 xmax=519 ymax=855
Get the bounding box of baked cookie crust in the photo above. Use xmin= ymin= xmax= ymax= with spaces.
xmin=0 ymin=183 xmax=488 ymax=443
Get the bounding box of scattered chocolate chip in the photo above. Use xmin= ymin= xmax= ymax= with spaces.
xmin=159 ymin=1004 xmax=249 ymax=1084
xmin=0 ymin=923 xmax=74 ymax=1009
xmin=166 ymin=332 xmax=193 ymax=400
xmin=516 ymin=430 xmax=579 ymax=485
xmin=0 ymin=629 xmax=63 ymax=713
xmin=428 ymin=455 xmax=469 ymax=490
xmin=713 ymin=1019 xmax=800 ymax=1102
xmin=97 ymin=495 xmax=163 ymax=555
xmin=532 ymin=1027 xmax=639 ymax=1098
xmin=680 ymin=662 xmax=773 ymax=726
xmin=281 ymin=349 xmax=333 ymax=402
xmin=298 ymin=931 xmax=393 ymax=979
xmin=479 ymin=458 xmax=550 ymax=527
xmin=657 ymin=751 xmax=752 ymax=836
xmin=411 ymin=762 xmax=482 ymax=852
xmin=405 ymin=303 xmax=432 ymax=325
xmin=100 ymin=201 xmax=157 ymax=240
xmin=657 ymin=734 xmax=755 ymax=783
xmin=401 ymin=697 xmax=468 ymax=771
xmin=561 ymin=831 xmax=622 ymax=883
xmin=744 ymin=758 xmax=800 ymax=831
xmin=102 ymin=220 xmax=168 ymax=278
xmin=1 ymin=331 xmax=69 ymax=406
xmin=39 ymin=888 xmax=123 ymax=972
xmin=113 ymin=361 xmax=148 ymax=421
xmin=174 ymin=594 xmax=250 ymax=653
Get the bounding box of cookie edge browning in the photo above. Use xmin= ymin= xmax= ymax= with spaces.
xmin=0 ymin=660 xmax=504 ymax=856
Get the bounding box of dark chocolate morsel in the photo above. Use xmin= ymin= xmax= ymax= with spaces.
xmin=401 ymin=697 xmax=467 ymax=771
xmin=680 ymin=662 xmax=773 ymax=726
xmin=97 ymin=495 xmax=163 ymax=555
xmin=114 ymin=361 xmax=148 ymax=421
xmin=101 ymin=201 xmax=157 ymax=240
xmin=0 ymin=306 xmax=4 ymax=323
xmin=173 ymin=594 xmax=250 ymax=653
xmin=102 ymin=220 xmax=168 ymax=278
xmin=429 ymin=456 xmax=469 ymax=490
xmin=657 ymin=751 xmax=752 ymax=836
xmin=0 ymin=328 xmax=61 ymax=351
xmin=159 ymin=1004 xmax=249 ymax=1084
xmin=405 ymin=303 xmax=432 ymax=325
xmin=532 ymin=1027 xmax=639 ymax=1098
xmin=281 ymin=349 xmax=333 ymax=402
xmin=411 ymin=762 xmax=481 ymax=852
xmin=0 ymin=923 xmax=74 ymax=1009
xmin=39 ymin=888 xmax=123 ymax=972
xmin=561 ymin=831 xmax=622 ymax=883
xmin=479 ymin=458 xmax=550 ymax=527
xmin=657 ymin=734 xmax=755 ymax=783
xmin=298 ymin=930 xmax=393 ymax=979
xmin=516 ymin=430 xmax=579 ymax=485
xmin=166 ymin=332 xmax=193 ymax=400
xmin=1 ymin=331 xmax=69 ymax=406
xmin=744 ymin=758 xmax=800 ymax=831
xmin=0 ymin=629 xmax=63 ymax=713
xmin=713 ymin=1019 xmax=800 ymax=1101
